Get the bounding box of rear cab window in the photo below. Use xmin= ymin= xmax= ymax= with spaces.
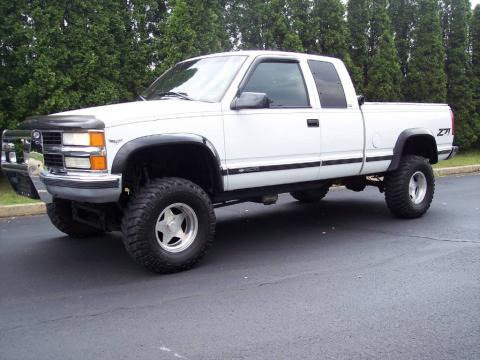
xmin=307 ymin=60 xmax=347 ymax=109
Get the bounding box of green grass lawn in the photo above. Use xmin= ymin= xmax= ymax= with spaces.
xmin=433 ymin=150 xmax=480 ymax=168
xmin=0 ymin=174 xmax=40 ymax=206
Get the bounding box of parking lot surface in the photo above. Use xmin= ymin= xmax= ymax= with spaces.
xmin=1 ymin=174 xmax=479 ymax=359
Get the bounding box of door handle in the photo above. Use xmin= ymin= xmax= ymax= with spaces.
xmin=307 ymin=119 xmax=319 ymax=127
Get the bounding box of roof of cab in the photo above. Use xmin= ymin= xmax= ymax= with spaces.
xmin=181 ymin=50 xmax=340 ymax=64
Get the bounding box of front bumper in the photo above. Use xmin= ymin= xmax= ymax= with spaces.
xmin=1 ymin=129 xmax=121 ymax=204
xmin=40 ymin=172 xmax=122 ymax=203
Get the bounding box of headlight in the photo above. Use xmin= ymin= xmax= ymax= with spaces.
xmin=62 ymin=132 xmax=105 ymax=147
xmin=63 ymin=133 xmax=90 ymax=146
xmin=62 ymin=131 xmax=107 ymax=170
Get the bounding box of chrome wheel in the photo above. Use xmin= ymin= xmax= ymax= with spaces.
xmin=409 ymin=171 xmax=427 ymax=204
xmin=155 ymin=203 xmax=198 ymax=253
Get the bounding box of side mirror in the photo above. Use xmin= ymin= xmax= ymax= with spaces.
xmin=231 ymin=92 xmax=270 ymax=110
xmin=357 ymin=95 xmax=365 ymax=106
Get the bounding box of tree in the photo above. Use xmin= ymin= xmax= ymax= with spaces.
xmin=162 ymin=0 xmax=230 ymax=70
xmin=310 ymin=0 xmax=349 ymax=57
xmin=0 ymin=0 xmax=33 ymax=129
xmin=160 ymin=0 xmax=197 ymax=69
xmin=118 ymin=0 xmax=168 ymax=99
xmin=471 ymin=4 xmax=480 ymax=139
xmin=288 ymin=0 xmax=315 ymax=51
xmin=405 ymin=0 xmax=447 ymax=103
xmin=443 ymin=0 xmax=478 ymax=148
xmin=226 ymin=0 xmax=303 ymax=51
xmin=366 ymin=0 xmax=402 ymax=101
xmin=473 ymin=5 xmax=480 ymax=84
xmin=347 ymin=0 xmax=370 ymax=93
xmin=389 ymin=0 xmax=415 ymax=80
xmin=7 ymin=0 xmax=133 ymax=123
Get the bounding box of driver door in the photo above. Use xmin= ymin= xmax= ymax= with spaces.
xmin=223 ymin=58 xmax=321 ymax=191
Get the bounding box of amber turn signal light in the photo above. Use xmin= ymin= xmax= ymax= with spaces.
xmin=90 ymin=156 xmax=107 ymax=170
xmin=90 ymin=132 xmax=105 ymax=147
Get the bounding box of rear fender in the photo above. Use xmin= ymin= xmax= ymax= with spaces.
xmin=388 ymin=128 xmax=437 ymax=171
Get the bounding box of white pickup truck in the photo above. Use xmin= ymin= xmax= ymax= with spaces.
xmin=1 ymin=50 xmax=458 ymax=273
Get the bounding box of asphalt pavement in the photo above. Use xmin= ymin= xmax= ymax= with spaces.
xmin=1 ymin=174 xmax=479 ymax=360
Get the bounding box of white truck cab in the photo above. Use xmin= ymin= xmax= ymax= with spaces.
xmin=1 ymin=51 xmax=458 ymax=273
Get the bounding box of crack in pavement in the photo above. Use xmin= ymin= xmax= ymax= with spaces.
xmin=398 ymin=233 xmax=480 ymax=244
xmin=339 ymin=225 xmax=480 ymax=244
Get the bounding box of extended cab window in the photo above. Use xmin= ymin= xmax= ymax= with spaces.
xmin=308 ymin=60 xmax=347 ymax=109
xmin=242 ymin=61 xmax=309 ymax=108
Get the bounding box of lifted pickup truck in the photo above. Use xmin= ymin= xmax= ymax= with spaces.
xmin=2 ymin=51 xmax=458 ymax=273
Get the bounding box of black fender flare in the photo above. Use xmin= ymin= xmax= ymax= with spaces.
xmin=388 ymin=128 xmax=437 ymax=171
xmin=111 ymin=133 xmax=224 ymax=192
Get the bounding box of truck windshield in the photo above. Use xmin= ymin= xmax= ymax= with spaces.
xmin=141 ymin=55 xmax=247 ymax=103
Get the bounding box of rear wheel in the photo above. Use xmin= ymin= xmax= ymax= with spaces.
xmin=121 ymin=177 xmax=215 ymax=273
xmin=290 ymin=183 xmax=331 ymax=203
xmin=47 ymin=199 xmax=103 ymax=238
xmin=384 ymin=155 xmax=435 ymax=218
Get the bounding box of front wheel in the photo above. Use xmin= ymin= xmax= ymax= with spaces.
xmin=121 ymin=177 xmax=215 ymax=273
xmin=384 ymin=155 xmax=435 ymax=218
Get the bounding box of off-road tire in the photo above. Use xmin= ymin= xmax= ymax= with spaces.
xmin=384 ymin=155 xmax=435 ymax=219
xmin=121 ymin=177 xmax=216 ymax=273
xmin=46 ymin=199 xmax=103 ymax=238
xmin=290 ymin=183 xmax=331 ymax=203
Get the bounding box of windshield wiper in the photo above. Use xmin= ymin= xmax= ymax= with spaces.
xmin=138 ymin=95 xmax=147 ymax=101
xmin=156 ymin=91 xmax=193 ymax=101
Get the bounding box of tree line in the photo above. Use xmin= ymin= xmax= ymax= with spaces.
xmin=1 ymin=0 xmax=479 ymax=148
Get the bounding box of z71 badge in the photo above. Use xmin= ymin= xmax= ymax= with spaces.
xmin=437 ymin=128 xmax=451 ymax=136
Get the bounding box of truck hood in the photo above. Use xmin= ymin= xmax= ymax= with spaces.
xmin=52 ymin=99 xmax=222 ymax=128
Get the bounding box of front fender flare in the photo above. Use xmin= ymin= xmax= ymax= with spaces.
xmin=111 ymin=133 xmax=224 ymax=192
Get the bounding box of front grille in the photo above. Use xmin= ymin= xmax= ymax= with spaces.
xmin=42 ymin=132 xmax=62 ymax=145
xmin=44 ymin=153 xmax=64 ymax=168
